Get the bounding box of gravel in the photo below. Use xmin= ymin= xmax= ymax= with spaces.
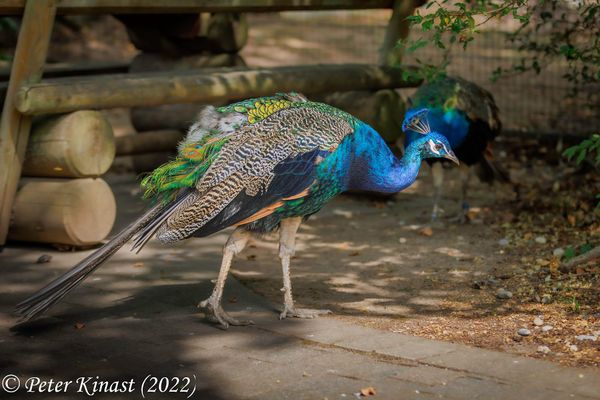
xmin=535 ymin=236 xmax=547 ymax=244
xmin=575 ymin=335 xmax=598 ymax=342
xmin=553 ymin=247 xmax=565 ymax=257
xmin=537 ymin=345 xmax=551 ymax=354
xmin=533 ymin=317 xmax=544 ymax=326
xmin=518 ymin=328 xmax=531 ymax=336
xmin=541 ymin=294 xmax=552 ymax=304
xmin=498 ymin=238 xmax=509 ymax=246
xmin=542 ymin=325 xmax=553 ymax=332
xmin=496 ymin=288 xmax=513 ymax=299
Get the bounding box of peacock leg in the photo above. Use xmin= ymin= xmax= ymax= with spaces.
xmin=198 ymin=228 xmax=254 ymax=329
xmin=278 ymin=217 xmax=332 ymax=320
xmin=431 ymin=162 xmax=445 ymax=222
xmin=451 ymin=165 xmax=471 ymax=223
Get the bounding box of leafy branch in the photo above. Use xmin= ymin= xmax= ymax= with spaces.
xmin=400 ymin=0 xmax=599 ymax=95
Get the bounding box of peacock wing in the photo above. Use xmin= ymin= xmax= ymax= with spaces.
xmin=154 ymin=106 xmax=354 ymax=242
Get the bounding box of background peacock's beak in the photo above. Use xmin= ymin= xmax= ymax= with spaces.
xmin=445 ymin=151 xmax=460 ymax=165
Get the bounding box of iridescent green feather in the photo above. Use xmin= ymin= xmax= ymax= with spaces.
xmin=141 ymin=93 xmax=358 ymax=204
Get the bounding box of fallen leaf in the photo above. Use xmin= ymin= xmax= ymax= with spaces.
xmin=74 ymin=322 xmax=85 ymax=330
xmin=349 ymin=251 xmax=360 ymax=257
xmin=418 ymin=227 xmax=433 ymax=237
xmin=360 ymin=387 xmax=376 ymax=396
xmin=133 ymin=262 xmax=144 ymax=268
xmin=36 ymin=254 xmax=52 ymax=264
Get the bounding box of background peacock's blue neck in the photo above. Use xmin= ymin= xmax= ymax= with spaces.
xmin=404 ymin=107 xmax=469 ymax=149
xmin=342 ymin=123 xmax=423 ymax=194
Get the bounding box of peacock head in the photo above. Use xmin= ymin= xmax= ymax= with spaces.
xmin=403 ymin=108 xmax=459 ymax=164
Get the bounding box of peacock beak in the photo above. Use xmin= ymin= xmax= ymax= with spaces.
xmin=445 ymin=151 xmax=460 ymax=165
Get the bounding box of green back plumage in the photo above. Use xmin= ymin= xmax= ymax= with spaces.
xmin=141 ymin=93 xmax=358 ymax=203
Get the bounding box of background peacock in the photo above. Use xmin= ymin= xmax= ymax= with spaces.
xmin=403 ymin=76 xmax=509 ymax=223
xmin=16 ymin=92 xmax=458 ymax=329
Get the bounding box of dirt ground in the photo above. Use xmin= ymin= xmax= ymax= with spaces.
xmin=8 ymin=12 xmax=599 ymax=367
xmin=231 ymin=137 xmax=600 ymax=367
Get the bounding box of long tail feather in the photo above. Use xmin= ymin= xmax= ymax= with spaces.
xmin=14 ymin=201 xmax=166 ymax=322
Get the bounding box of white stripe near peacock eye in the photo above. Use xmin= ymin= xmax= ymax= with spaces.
xmin=428 ymin=139 xmax=440 ymax=155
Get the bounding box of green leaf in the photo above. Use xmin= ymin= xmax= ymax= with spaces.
xmin=564 ymin=246 xmax=576 ymax=261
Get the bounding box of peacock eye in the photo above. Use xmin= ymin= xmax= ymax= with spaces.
xmin=435 ymin=143 xmax=444 ymax=151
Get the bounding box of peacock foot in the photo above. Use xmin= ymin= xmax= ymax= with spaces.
xmin=449 ymin=202 xmax=470 ymax=224
xmin=198 ymin=296 xmax=254 ymax=329
xmin=279 ymin=305 xmax=332 ymax=320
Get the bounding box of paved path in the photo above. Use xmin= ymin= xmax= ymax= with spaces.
xmin=1 ymin=175 xmax=599 ymax=399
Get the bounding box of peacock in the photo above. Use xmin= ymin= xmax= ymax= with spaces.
xmin=16 ymin=92 xmax=458 ymax=329
xmin=403 ymin=76 xmax=509 ymax=223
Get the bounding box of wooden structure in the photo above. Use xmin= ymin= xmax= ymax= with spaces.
xmin=0 ymin=0 xmax=421 ymax=245
xmin=8 ymin=178 xmax=116 ymax=246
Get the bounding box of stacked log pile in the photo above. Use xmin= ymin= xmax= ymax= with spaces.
xmin=8 ymin=110 xmax=117 ymax=246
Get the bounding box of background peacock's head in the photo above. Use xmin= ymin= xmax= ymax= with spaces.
xmin=403 ymin=108 xmax=459 ymax=164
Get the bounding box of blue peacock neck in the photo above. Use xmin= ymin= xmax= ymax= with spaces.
xmin=346 ymin=123 xmax=423 ymax=194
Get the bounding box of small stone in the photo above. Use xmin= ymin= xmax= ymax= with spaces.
xmin=569 ymin=344 xmax=579 ymax=352
xmin=498 ymin=238 xmax=509 ymax=246
xmin=537 ymin=345 xmax=551 ymax=354
xmin=398 ymin=237 xmax=407 ymax=244
xmin=535 ymin=236 xmax=547 ymax=244
xmin=553 ymin=248 xmax=565 ymax=258
xmin=36 ymin=254 xmax=52 ymax=264
xmin=541 ymin=294 xmax=552 ymax=304
xmin=542 ymin=325 xmax=553 ymax=332
xmin=496 ymin=288 xmax=513 ymax=299
xmin=533 ymin=317 xmax=544 ymax=326
xmin=575 ymin=335 xmax=598 ymax=342
xmin=518 ymin=328 xmax=531 ymax=336
xmin=471 ymin=280 xmax=485 ymax=290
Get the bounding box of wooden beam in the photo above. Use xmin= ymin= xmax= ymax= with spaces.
xmin=0 ymin=0 xmax=394 ymax=15
xmin=15 ymin=64 xmax=421 ymax=115
xmin=0 ymin=0 xmax=56 ymax=246
xmin=116 ymin=130 xmax=183 ymax=156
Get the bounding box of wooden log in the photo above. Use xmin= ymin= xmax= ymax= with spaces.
xmin=131 ymin=151 xmax=176 ymax=174
xmin=131 ymin=103 xmax=204 ymax=132
xmin=22 ymin=110 xmax=115 ymax=178
xmin=320 ymin=89 xmax=405 ymax=143
xmin=16 ymin=64 xmax=421 ymax=115
xmin=0 ymin=0 xmax=57 ymax=245
xmin=129 ymin=53 xmax=244 ymax=132
xmin=0 ymin=0 xmax=395 ymax=15
xmin=8 ymin=178 xmax=116 ymax=246
xmin=116 ymin=130 xmax=182 ymax=156
xmin=205 ymin=13 xmax=248 ymax=53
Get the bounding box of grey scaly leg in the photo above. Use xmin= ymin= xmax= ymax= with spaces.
xmin=431 ymin=162 xmax=444 ymax=222
xmin=451 ymin=165 xmax=471 ymax=224
xmin=278 ymin=217 xmax=332 ymax=319
xmin=198 ymin=228 xmax=254 ymax=329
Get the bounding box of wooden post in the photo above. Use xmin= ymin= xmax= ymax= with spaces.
xmin=0 ymin=0 xmax=56 ymax=246
xmin=379 ymin=0 xmax=422 ymax=66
